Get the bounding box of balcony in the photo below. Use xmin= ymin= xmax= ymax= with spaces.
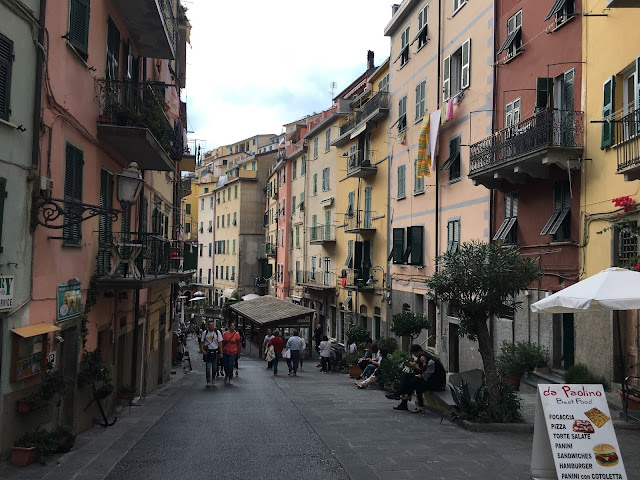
xmin=97 ymin=79 xmax=175 ymax=171
xmin=265 ymin=243 xmax=277 ymax=257
xmin=333 ymin=91 xmax=389 ymax=147
xmin=340 ymin=268 xmax=376 ymax=293
xmin=309 ymin=225 xmax=336 ymax=244
xmin=469 ymin=109 xmax=583 ymax=189
xmin=95 ymin=232 xmax=191 ymax=289
xmin=111 ymin=0 xmax=177 ymax=59
xmin=614 ymin=109 xmax=640 ymax=181
xmin=345 ymin=210 xmax=379 ymax=234
xmin=301 ymin=270 xmax=336 ymax=292
xmin=345 ymin=150 xmax=378 ymax=179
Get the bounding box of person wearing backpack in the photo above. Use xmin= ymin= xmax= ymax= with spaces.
xmin=200 ymin=320 xmax=222 ymax=387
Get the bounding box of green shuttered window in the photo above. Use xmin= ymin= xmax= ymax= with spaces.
xmin=0 ymin=177 xmax=6 ymax=253
xmin=0 ymin=33 xmax=13 ymax=121
xmin=69 ymin=0 xmax=91 ymax=59
xmin=601 ymin=76 xmax=615 ymax=149
xmin=64 ymin=143 xmax=84 ymax=244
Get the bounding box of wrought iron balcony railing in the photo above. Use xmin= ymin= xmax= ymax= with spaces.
xmin=614 ymin=109 xmax=640 ymax=174
xmin=346 ymin=149 xmax=377 ymax=177
xmin=345 ymin=209 xmax=378 ymax=233
xmin=297 ymin=270 xmax=336 ymax=288
xmin=337 ymin=91 xmax=389 ymax=138
xmin=96 ymin=231 xmax=180 ymax=279
xmin=310 ymin=225 xmax=336 ymax=243
xmin=469 ymin=108 xmax=584 ymax=174
xmin=339 ymin=268 xmax=375 ymax=291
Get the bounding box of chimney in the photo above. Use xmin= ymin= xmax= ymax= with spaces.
xmin=392 ymin=4 xmax=400 ymax=15
xmin=367 ymin=50 xmax=374 ymax=71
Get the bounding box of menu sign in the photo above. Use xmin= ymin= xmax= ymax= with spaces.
xmin=531 ymin=384 xmax=627 ymax=480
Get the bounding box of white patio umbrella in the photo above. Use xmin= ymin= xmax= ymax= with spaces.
xmin=530 ymin=267 xmax=640 ymax=313
xmin=241 ymin=294 xmax=261 ymax=301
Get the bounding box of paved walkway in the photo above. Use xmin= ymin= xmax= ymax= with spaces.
xmin=2 ymin=338 xmax=638 ymax=479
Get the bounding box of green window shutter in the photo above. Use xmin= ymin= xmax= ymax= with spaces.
xmin=234 ymin=185 xmax=238 ymax=198
xmin=301 ymin=155 xmax=306 ymax=176
xmin=354 ymin=241 xmax=363 ymax=270
xmin=185 ymin=204 xmax=190 ymax=214
xmin=64 ymin=143 xmax=83 ymax=243
xmin=601 ymin=76 xmax=615 ymax=149
xmin=313 ymin=173 xmax=318 ymax=195
xmin=347 ymin=191 xmax=354 ymax=216
xmin=536 ymin=78 xmax=553 ymax=110
xmin=233 ymin=239 xmax=236 ymax=254
xmin=461 ymin=39 xmax=471 ymax=89
xmin=292 ymin=196 xmax=296 ymax=214
xmin=0 ymin=177 xmax=5 ymax=253
xmin=410 ymin=226 xmax=424 ymax=265
xmin=345 ymin=240 xmax=353 ymax=267
xmin=443 ymin=55 xmax=451 ymax=102
xmin=398 ymin=165 xmax=406 ymax=199
xmin=0 ymin=33 xmax=13 ymax=121
xmin=362 ymin=240 xmax=371 ymax=269
xmin=69 ymin=0 xmax=91 ymax=58
xmin=185 ymin=223 xmax=190 ymax=233
xmin=392 ymin=228 xmax=404 ymax=264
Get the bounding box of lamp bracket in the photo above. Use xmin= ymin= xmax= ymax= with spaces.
xmin=33 ymin=195 xmax=121 ymax=229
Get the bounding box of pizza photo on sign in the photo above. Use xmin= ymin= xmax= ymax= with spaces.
xmin=593 ymin=444 xmax=619 ymax=467
xmin=572 ymin=419 xmax=594 ymax=433
xmin=584 ymin=407 xmax=610 ymax=428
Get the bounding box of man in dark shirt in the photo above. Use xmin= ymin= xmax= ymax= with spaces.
xmin=267 ymin=331 xmax=284 ymax=376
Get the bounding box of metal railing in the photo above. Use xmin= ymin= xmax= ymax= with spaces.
xmin=159 ymin=0 xmax=177 ymax=53
xmin=345 ymin=209 xmax=378 ymax=231
xmin=614 ymin=109 xmax=640 ymax=172
xmin=469 ymin=109 xmax=584 ymax=173
xmin=338 ymin=91 xmax=389 ymax=137
xmin=339 ymin=268 xmax=373 ymax=290
xmin=299 ymin=270 xmax=336 ymax=288
xmin=347 ymin=149 xmax=377 ymax=174
xmin=310 ymin=225 xmax=336 ymax=242
xmin=97 ymin=78 xmax=174 ymax=155
xmin=97 ymin=231 xmax=179 ymax=279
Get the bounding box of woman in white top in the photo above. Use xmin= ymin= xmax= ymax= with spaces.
xmin=318 ymin=335 xmax=332 ymax=372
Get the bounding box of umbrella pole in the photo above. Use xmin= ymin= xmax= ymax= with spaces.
xmin=616 ymin=311 xmax=626 ymax=386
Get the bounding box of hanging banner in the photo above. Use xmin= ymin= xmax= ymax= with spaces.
xmin=531 ymin=384 xmax=627 ymax=480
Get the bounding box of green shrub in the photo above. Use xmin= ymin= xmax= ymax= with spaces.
xmin=390 ymin=312 xmax=430 ymax=346
xmin=451 ymin=380 xmax=523 ymax=423
xmin=339 ymin=354 xmax=360 ymax=370
xmin=346 ymin=325 xmax=370 ymax=345
xmin=497 ymin=341 xmax=549 ymax=378
xmin=377 ymin=336 xmax=398 ymax=353
xmin=377 ymin=349 xmax=409 ymax=391
xmin=564 ymin=364 xmax=610 ymax=391
xmin=14 ymin=429 xmax=58 ymax=453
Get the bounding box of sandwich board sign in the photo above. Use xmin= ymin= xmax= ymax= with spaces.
xmin=531 ymin=384 xmax=627 ymax=480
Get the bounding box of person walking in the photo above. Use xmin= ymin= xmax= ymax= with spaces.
xmin=262 ymin=328 xmax=274 ymax=369
xmin=313 ymin=323 xmax=322 ymax=354
xmin=286 ymin=330 xmax=305 ymax=376
xmin=318 ymin=335 xmax=332 ymax=372
xmin=267 ymin=330 xmax=284 ymax=376
xmin=200 ymin=320 xmax=222 ymax=387
xmin=220 ymin=322 xmax=242 ymax=385
xmin=298 ymin=331 xmax=307 ymax=372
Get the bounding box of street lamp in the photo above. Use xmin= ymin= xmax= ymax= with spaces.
xmin=116 ymin=162 xmax=143 ymax=205
xmin=366 ymin=265 xmax=386 ymax=287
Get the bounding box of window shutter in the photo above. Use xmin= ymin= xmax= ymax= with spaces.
xmin=461 ymin=39 xmax=471 ymax=89
xmin=363 ymin=240 xmax=371 ymax=269
xmin=443 ymin=55 xmax=451 ymax=101
xmin=354 ymin=241 xmax=363 ymax=270
xmin=73 ymin=146 xmax=84 ymax=201
xmin=313 ymin=173 xmax=317 ymax=195
xmin=415 ymin=83 xmax=421 ymax=121
xmin=536 ymin=78 xmax=553 ymax=110
xmin=601 ymin=76 xmax=615 ymax=149
xmin=0 ymin=177 xmax=5 ymax=253
xmin=392 ymin=228 xmax=404 ymax=263
xmin=347 ymin=191 xmax=354 ymax=217
xmin=69 ymin=0 xmax=91 ymax=58
xmin=64 ymin=143 xmax=75 ymax=199
xmin=410 ymin=226 xmax=424 ymax=265
xmin=635 ymin=55 xmax=640 ymax=113
xmin=0 ymin=33 xmax=13 ymax=121
xmin=345 ymin=240 xmax=354 ymax=267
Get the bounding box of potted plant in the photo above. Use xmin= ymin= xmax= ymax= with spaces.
xmin=52 ymin=424 xmax=75 ymax=453
xmin=497 ymin=342 xmax=526 ymax=390
xmin=12 ymin=429 xmax=57 ymax=466
xmin=16 ymin=398 xmax=37 ymax=413
xmin=117 ymin=385 xmax=136 ymax=401
xmin=78 ymin=349 xmax=114 ymax=400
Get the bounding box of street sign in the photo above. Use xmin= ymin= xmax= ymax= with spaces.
xmin=531 ymin=384 xmax=627 ymax=479
xmin=0 ymin=276 xmax=14 ymax=309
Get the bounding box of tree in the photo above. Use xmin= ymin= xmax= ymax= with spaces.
xmin=426 ymin=241 xmax=542 ymax=409
xmin=390 ymin=312 xmax=431 ymax=350
xmin=346 ymin=325 xmax=370 ymax=345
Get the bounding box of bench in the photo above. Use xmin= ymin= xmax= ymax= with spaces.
xmin=419 ymin=369 xmax=484 ymax=419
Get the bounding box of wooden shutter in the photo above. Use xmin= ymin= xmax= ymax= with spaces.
xmin=0 ymin=33 xmax=13 ymax=121
xmin=345 ymin=240 xmax=353 ymax=267
xmin=63 ymin=144 xmax=83 ymax=243
xmin=0 ymin=177 xmax=6 ymax=253
xmin=601 ymin=76 xmax=615 ymax=149
xmin=398 ymin=165 xmax=406 ymax=198
xmin=362 ymin=240 xmax=371 ymax=272
xmin=443 ymin=56 xmax=451 ymax=101
xmin=69 ymin=0 xmax=91 ymax=58
xmin=392 ymin=228 xmax=404 ymax=264
xmin=461 ymin=39 xmax=471 ymax=89
xmin=364 ymin=185 xmax=372 ymax=228
xmin=354 ymin=241 xmax=363 ymax=270
xmin=635 ymin=56 xmax=640 ymax=113
xmin=536 ymin=78 xmax=553 ymax=110
xmin=347 ymin=191 xmax=354 ymax=216
xmin=410 ymin=226 xmax=424 ymax=265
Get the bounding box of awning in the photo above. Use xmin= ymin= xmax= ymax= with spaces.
xmin=222 ymin=288 xmax=236 ymax=298
xmin=440 ymin=150 xmax=460 ymax=170
xmin=241 ymin=294 xmax=261 ymax=301
xmin=545 ymin=0 xmax=566 ymax=20
xmin=11 ymin=323 xmax=60 ymax=338
xmin=189 ymin=297 xmax=206 ymax=302
xmin=229 ymin=295 xmax=314 ymax=325
xmin=350 ymin=123 xmax=367 ymax=139
xmin=320 ymin=197 xmax=334 ymax=207
xmin=342 ymin=296 xmax=352 ymax=309
xmin=497 ymin=26 xmax=521 ymax=54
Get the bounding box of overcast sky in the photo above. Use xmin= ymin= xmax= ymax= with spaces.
xmin=183 ymin=0 xmax=392 ymax=152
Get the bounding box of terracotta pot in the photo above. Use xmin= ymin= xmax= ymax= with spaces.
xmin=16 ymin=399 xmax=34 ymax=413
xmin=11 ymin=446 xmax=39 ymax=467
xmin=98 ymin=114 xmax=111 ymax=123
xmin=618 ymin=390 xmax=640 ymax=410
xmin=349 ymin=365 xmax=362 ymax=378
xmin=504 ymin=374 xmax=521 ymax=391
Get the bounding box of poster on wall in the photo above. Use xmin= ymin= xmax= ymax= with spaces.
xmin=0 ymin=275 xmax=14 ymax=309
xmin=531 ymin=384 xmax=627 ymax=479
xmin=57 ymin=283 xmax=82 ymax=321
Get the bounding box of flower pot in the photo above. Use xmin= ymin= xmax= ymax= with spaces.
xmin=98 ymin=114 xmax=111 ymax=123
xmin=618 ymin=390 xmax=640 ymax=410
xmin=349 ymin=365 xmax=363 ymax=378
xmin=11 ymin=446 xmax=39 ymax=467
xmin=16 ymin=399 xmax=35 ymax=413
xmin=504 ymin=374 xmax=521 ymax=391
xmin=118 ymin=392 xmax=135 ymax=402
xmin=57 ymin=435 xmax=75 ymax=453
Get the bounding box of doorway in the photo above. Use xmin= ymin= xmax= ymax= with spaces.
xmin=552 ymin=313 xmax=575 ymax=369
xmin=449 ymin=323 xmax=460 ymax=373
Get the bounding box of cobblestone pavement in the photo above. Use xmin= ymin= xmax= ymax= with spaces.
xmin=1 ymin=338 xmax=638 ymax=480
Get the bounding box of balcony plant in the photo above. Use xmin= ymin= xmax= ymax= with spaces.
xmin=52 ymin=424 xmax=75 ymax=453
xmin=12 ymin=428 xmax=58 ymax=466
xmin=78 ymin=350 xmax=114 ymax=400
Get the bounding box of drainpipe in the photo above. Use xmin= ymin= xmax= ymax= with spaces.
xmin=434 ymin=0 xmax=442 ymax=349
xmin=33 ymin=0 xmax=45 ymax=168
